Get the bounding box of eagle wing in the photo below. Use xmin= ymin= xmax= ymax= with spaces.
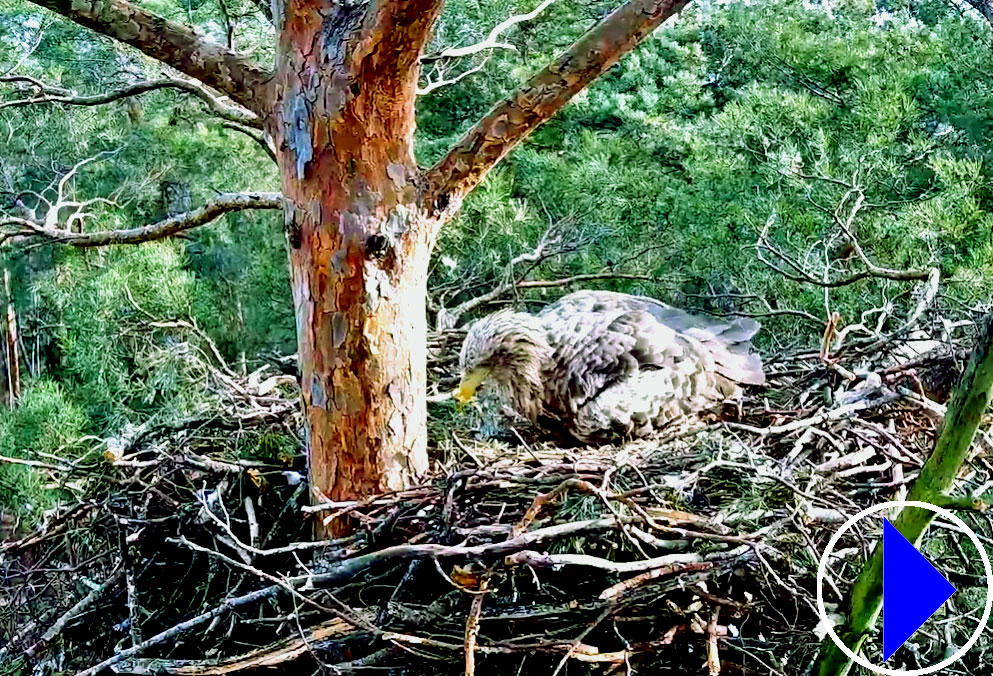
xmin=539 ymin=290 xmax=765 ymax=386
xmin=538 ymin=307 xmax=696 ymax=411
xmin=539 ymin=306 xmax=726 ymax=442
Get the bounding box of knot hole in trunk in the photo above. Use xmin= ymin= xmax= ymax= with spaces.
xmin=365 ymin=234 xmax=391 ymax=260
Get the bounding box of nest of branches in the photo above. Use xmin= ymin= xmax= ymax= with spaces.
xmin=4 ymin=302 xmax=993 ymax=676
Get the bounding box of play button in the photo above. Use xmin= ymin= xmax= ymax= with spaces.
xmin=882 ymin=518 xmax=956 ymax=661
xmin=816 ymin=500 xmax=993 ymax=675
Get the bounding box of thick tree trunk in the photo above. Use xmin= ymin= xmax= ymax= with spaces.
xmin=284 ymin=207 xmax=432 ymax=512
xmin=267 ymin=1 xmax=441 ymax=533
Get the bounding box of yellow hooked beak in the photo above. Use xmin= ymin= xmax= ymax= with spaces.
xmin=454 ymin=368 xmax=490 ymax=404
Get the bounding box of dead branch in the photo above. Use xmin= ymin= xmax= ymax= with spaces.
xmin=3 ymin=191 xmax=282 ymax=248
xmin=426 ymin=0 xmax=559 ymax=61
xmin=301 ymin=517 xmax=627 ymax=586
xmin=756 ymin=214 xmax=906 ymax=289
xmin=220 ymin=122 xmax=277 ymax=161
xmin=3 ymin=150 xmax=120 ymax=238
xmin=755 ymin=171 xmax=940 ymax=364
xmin=464 ymin=577 xmax=490 ymax=676
xmin=518 ymin=273 xmax=652 ymax=290
xmin=598 ymin=561 xmax=714 ymax=599
xmin=505 ymin=550 xmax=725 ymax=573
xmin=417 ymin=56 xmax=491 ymax=96
xmin=434 ymin=216 xmax=649 ymax=330
xmin=110 ymin=616 xmax=370 ymax=674
xmin=826 ymin=188 xmax=932 ymax=282
xmin=25 ymin=567 xmax=125 ymax=658
xmin=756 ymin=179 xmax=932 ymax=290
xmin=73 ymin=585 xmax=283 ymax=676
xmin=0 ymin=76 xmax=260 ymax=127
xmin=418 ymin=0 xmax=561 ymax=93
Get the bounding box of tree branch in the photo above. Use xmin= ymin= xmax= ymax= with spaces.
xmin=417 ymin=0 xmax=564 ymax=98
xmin=417 ymin=57 xmax=491 ymax=96
xmin=420 ymin=0 xmax=689 ymax=223
xmin=1 ymin=76 xmax=261 ymax=127
xmin=221 ymin=122 xmax=277 ymax=161
xmin=423 ymin=0 xmax=559 ymax=61
xmin=433 ymin=215 xmax=630 ymax=329
xmin=755 ymin=191 xmax=932 ymax=289
xmin=26 ymin=567 xmax=125 ymax=658
xmin=964 ymin=0 xmax=993 ymax=27
xmin=26 ymin=0 xmax=272 ymax=114
xmin=3 ymin=192 xmax=282 ymax=248
xmin=827 ymin=189 xmax=932 ymax=282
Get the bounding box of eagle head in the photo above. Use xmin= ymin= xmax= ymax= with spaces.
xmin=455 ymin=310 xmax=552 ymax=419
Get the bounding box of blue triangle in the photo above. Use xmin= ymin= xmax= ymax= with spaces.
xmin=883 ymin=518 xmax=956 ymax=661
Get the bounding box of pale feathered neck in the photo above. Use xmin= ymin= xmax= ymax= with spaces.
xmin=465 ymin=311 xmax=553 ymax=422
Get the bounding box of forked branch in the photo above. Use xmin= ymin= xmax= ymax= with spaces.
xmin=755 ymin=190 xmax=932 ymax=289
xmin=3 ymin=192 xmax=282 ymax=248
xmin=424 ymin=0 xmax=559 ymax=61
xmin=26 ymin=0 xmax=272 ymax=113
xmin=418 ymin=0 xmax=562 ymax=96
xmin=755 ymin=172 xmax=939 ymax=358
xmin=421 ymin=0 xmax=690 ymax=225
xmin=417 ymin=57 xmax=491 ymax=96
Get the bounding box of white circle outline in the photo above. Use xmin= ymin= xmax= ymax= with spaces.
xmin=816 ymin=500 xmax=993 ymax=675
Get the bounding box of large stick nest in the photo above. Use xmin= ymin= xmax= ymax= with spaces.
xmin=4 ymin=315 xmax=993 ymax=676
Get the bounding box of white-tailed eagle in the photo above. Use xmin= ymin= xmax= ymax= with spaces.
xmin=454 ymin=290 xmax=766 ymax=444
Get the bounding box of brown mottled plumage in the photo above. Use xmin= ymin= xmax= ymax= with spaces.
xmin=455 ymin=290 xmax=766 ymax=444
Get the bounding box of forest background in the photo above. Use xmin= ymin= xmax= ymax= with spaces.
xmin=2 ymin=0 xmax=993 ymax=525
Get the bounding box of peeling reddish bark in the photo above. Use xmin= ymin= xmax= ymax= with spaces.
xmin=266 ymin=0 xmax=443 ymax=533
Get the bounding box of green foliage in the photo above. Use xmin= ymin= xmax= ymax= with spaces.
xmin=34 ymin=242 xmax=195 ymax=426
xmin=421 ymin=0 xmax=993 ymax=348
xmin=1 ymin=0 xmax=287 ymax=435
xmin=0 ymin=379 xmax=87 ymax=521
xmin=233 ymin=428 xmax=298 ymax=462
xmin=2 ymin=0 xmax=993 ymax=518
